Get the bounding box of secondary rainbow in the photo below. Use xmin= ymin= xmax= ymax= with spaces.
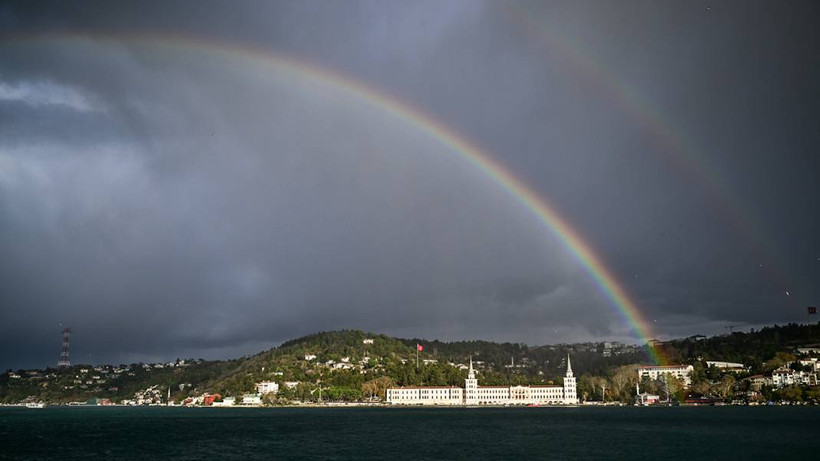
xmin=2 ymin=33 xmax=665 ymax=364
xmin=503 ymin=4 xmax=789 ymax=289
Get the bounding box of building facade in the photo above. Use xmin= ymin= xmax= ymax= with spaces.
xmin=706 ymin=361 xmax=748 ymax=373
xmin=256 ymin=381 xmax=279 ymax=395
xmin=637 ymin=365 xmax=694 ymax=386
xmin=771 ymin=367 xmax=818 ymax=387
xmin=386 ymin=356 xmax=578 ymax=405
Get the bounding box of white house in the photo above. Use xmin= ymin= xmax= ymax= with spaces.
xmin=636 ymin=392 xmax=660 ymax=405
xmin=304 ymin=354 xmax=316 ymax=361
xmin=256 ymin=381 xmax=279 ymax=395
xmin=771 ymin=367 xmax=818 ymax=387
xmin=213 ymin=397 xmax=235 ymax=407
xmin=363 ymin=338 xmax=374 ymax=344
xmin=242 ymin=394 xmax=262 ymax=406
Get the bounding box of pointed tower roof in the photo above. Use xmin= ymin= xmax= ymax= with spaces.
xmin=566 ymin=354 xmax=573 ymax=377
xmin=468 ymin=356 xmax=475 ymax=379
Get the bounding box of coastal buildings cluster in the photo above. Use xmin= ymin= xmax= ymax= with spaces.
xmin=5 ymin=329 xmax=820 ymax=407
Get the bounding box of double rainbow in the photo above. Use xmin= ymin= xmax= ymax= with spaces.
xmin=2 ymin=34 xmax=665 ymax=364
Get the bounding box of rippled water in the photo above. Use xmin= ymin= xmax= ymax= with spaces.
xmin=0 ymin=406 xmax=816 ymax=460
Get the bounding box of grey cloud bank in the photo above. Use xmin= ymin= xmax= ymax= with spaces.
xmin=1 ymin=1 xmax=819 ymax=369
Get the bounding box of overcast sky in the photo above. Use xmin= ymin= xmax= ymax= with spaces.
xmin=2 ymin=0 xmax=819 ymax=369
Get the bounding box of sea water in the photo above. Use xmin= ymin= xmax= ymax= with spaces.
xmin=0 ymin=406 xmax=816 ymax=460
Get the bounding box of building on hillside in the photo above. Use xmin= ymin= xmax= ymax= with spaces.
xmin=706 ymin=361 xmax=748 ymax=373
xmin=363 ymin=338 xmax=374 ymax=344
xmin=771 ymin=367 xmax=818 ymax=388
xmin=796 ymin=346 xmax=820 ymax=356
xmin=256 ymin=381 xmax=279 ymax=395
xmin=746 ymin=375 xmax=773 ymax=391
xmin=637 ymin=365 xmax=694 ymax=386
xmin=386 ymin=355 xmax=578 ymax=406
xmin=798 ymin=358 xmax=820 ymax=372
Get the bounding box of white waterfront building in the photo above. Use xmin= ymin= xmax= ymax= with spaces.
xmin=386 ymin=356 xmax=578 ymax=406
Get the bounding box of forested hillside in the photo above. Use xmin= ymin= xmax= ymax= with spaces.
xmin=2 ymin=323 xmax=818 ymax=404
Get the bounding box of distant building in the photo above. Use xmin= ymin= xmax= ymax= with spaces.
xmin=706 ymin=361 xmax=748 ymax=373
xmin=796 ymin=346 xmax=820 ymax=355
xmin=304 ymin=354 xmax=316 ymax=361
xmin=241 ymin=394 xmax=262 ymax=406
xmin=386 ymin=356 xmax=578 ymax=406
xmin=256 ymin=381 xmax=279 ymax=395
xmin=202 ymin=394 xmax=222 ymax=406
xmin=771 ymin=368 xmax=817 ymax=388
xmin=636 ymin=393 xmax=660 ymax=405
xmin=362 ymin=338 xmax=374 ymax=344
xmin=284 ymin=381 xmax=300 ymax=389
xmin=637 ymin=365 xmax=694 ymax=386
xmin=746 ymin=375 xmax=773 ymax=391
xmin=798 ymin=358 xmax=820 ymax=372
xmin=213 ymin=397 xmax=235 ymax=407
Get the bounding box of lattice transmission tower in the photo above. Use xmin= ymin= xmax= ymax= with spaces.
xmin=57 ymin=327 xmax=72 ymax=368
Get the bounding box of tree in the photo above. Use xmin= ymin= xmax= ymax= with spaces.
xmin=689 ymin=380 xmax=711 ymax=397
xmin=664 ymin=374 xmax=686 ymax=402
xmin=609 ymin=365 xmax=638 ymax=402
xmin=804 ymin=386 xmax=820 ymax=403
xmin=715 ymin=375 xmax=736 ymax=400
xmin=595 ymin=377 xmax=609 ymax=401
xmin=361 ymin=376 xmax=393 ymax=400
xmin=763 ymin=352 xmax=796 ymax=372
xmin=578 ymin=375 xmax=595 ymax=402
xmin=779 ymin=385 xmax=803 ymax=403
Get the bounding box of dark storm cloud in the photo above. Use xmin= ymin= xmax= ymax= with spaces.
xmin=2 ymin=1 xmax=819 ymax=369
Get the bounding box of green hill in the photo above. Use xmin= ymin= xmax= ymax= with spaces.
xmin=2 ymin=323 xmax=818 ymax=405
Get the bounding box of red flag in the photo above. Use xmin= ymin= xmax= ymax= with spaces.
xmin=417 ymin=344 xmax=423 ymax=351
xmin=809 ymin=306 xmax=817 ymax=315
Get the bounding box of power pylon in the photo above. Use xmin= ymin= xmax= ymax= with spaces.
xmin=57 ymin=327 xmax=72 ymax=368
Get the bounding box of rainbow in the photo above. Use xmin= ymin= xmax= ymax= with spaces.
xmin=2 ymin=33 xmax=665 ymax=363
xmin=502 ymin=3 xmax=788 ymax=289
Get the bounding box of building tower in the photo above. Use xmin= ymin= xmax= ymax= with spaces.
xmin=57 ymin=327 xmax=71 ymax=368
xmin=563 ymin=354 xmax=578 ymax=404
xmin=464 ymin=356 xmax=478 ymax=405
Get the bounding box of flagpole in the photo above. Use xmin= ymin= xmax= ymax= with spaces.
xmin=416 ymin=346 xmax=419 ymax=368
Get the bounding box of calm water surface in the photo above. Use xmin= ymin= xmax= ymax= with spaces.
xmin=0 ymin=406 xmax=816 ymax=460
